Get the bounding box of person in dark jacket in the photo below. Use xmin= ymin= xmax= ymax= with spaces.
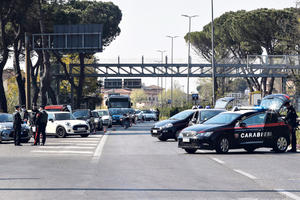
xmin=285 ymin=101 xmax=298 ymax=152
xmin=39 ymin=105 xmax=48 ymax=145
xmin=32 ymin=105 xmax=41 ymax=145
xmin=20 ymin=105 xmax=29 ymax=124
xmin=13 ymin=105 xmax=22 ymax=146
xmin=156 ymin=108 xmax=160 ymax=121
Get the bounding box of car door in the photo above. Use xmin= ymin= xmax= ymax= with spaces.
xmin=46 ymin=113 xmax=56 ymax=134
xmin=235 ymin=113 xmax=267 ymax=146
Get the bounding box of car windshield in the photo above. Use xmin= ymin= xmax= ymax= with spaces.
xmin=203 ymin=113 xmax=241 ymax=124
xmin=73 ymin=110 xmax=89 ymax=118
xmin=200 ymin=110 xmax=223 ymax=121
xmin=92 ymin=112 xmax=99 ymax=118
xmin=0 ymin=114 xmax=13 ymax=122
xmin=109 ymin=108 xmax=124 ymax=115
xmin=169 ymin=110 xmax=194 ymax=120
xmin=55 ymin=113 xmax=75 ymax=120
xmin=143 ymin=110 xmax=153 ymax=114
xmin=135 ymin=110 xmax=141 ymax=114
xmin=97 ymin=110 xmax=109 ymax=116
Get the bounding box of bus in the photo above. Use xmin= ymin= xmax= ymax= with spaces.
xmin=106 ymin=95 xmax=132 ymax=108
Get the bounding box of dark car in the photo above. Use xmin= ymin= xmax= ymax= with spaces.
xmin=109 ymin=108 xmax=129 ymax=125
xmin=151 ymin=109 xmax=196 ymax=141
xmin=0 ymin=113 xmax=31 ymax=143
xmin=73 ymin=109 xmax=96 ymax=132
xmin=178 ymin=94 xmax=291 ymax=154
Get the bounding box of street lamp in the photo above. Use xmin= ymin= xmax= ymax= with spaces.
xmin=166 ymin=35 xmax=178 ymax=107
xmin=211 ymin=0 xmax=216 ymax=106
xmin=182 ymin=14 xmax=198 ymax=104
xmin=157 ymin=50 xmax=166 ymax=105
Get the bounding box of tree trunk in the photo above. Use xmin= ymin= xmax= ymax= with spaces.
xmin=47 ymin=86 xmax=57 ymax=105
xmin=76 ymin=53 xmax=85 ymax=109
xmin=13 ymin=37 xmax=26 ymax=106
xmin=31 ymin=52 xmax=42 ymax=105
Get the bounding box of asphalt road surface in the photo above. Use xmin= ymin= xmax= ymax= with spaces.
xmin=0 ymin=121 xmax=300 ymax=200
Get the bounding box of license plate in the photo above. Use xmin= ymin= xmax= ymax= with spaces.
xmin=112 ymin=120 xmax=117 ymax=122
xmin=78 ymin=128 xmax=85 ymax=131
xmin=183 ymin=137 xmax=190 ymax=142
xmin=152 ymin=130 xmax=157 ymax=133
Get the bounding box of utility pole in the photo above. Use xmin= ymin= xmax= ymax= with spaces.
xmin=182 ymin=14 xmax=198 ymax=104
xmin=211 ymin=0 xmax=216 ymax=106
xmin=157 ymin=50 xmax=166 ymax=105
xmin=25 ymin=33 xmax=31 ymax=110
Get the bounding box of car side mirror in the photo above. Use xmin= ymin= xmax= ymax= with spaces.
xmin=191 ymin=118 xmax=197 ymax=123
xmin=49 ymin=119 xmax=54 ymax=122
xmin=240 ymin=122 xmax=246 ymax=128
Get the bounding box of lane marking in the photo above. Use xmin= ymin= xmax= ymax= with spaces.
xmin=275 ymin=189 xmax=300 ymax=200
xmin=45 ymin=143 xmax=97 ymax=146
xmin=211 ymin=157 xmax=225 ymax=164
xmin=31 ymin=150 xmax=94 ymax=154
xmin=233 ymin=169 xmax=257 ymax=180
xmin=51 ymin=141 xmax=99 ymax=144
xmin=91 ymin=133 xmax=109 ymax=164
xmin=38 ymin=146 xmax=94 ymax=149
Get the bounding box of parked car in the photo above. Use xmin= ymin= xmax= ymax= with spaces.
xmin=151 ymin=109 xmax=196 ymax=141
xmin=94 ymin=109 xmax=112 ymax=128
xmin=73 ymin=109 xmax=96 ymax=132
xmin=0 ymin=113 xmax=31 ymax=143
xmin=91 ymin=111 xmax=103 ymax=131
xmin=142 ymin=110 xmax=157 ymax=121
xmin=46 ymin=112 xmax=90 ymax=137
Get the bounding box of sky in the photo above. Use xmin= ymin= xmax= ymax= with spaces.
xmin=98 ymin=0 xmax=296 ymax=94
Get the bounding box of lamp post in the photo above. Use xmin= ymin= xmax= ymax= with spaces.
xmin=166 ymin=35 xmax=178 ymax=107
xmin=211 ymin=0 xmax=216 ymax=106
xmin=182 ymin=14 xmax=198 ymax=104
xmin=157 ymin=50 xmax=166 ymax=105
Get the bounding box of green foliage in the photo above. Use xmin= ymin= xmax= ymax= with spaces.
xmin=6 ymin=76 xmax=19 ymax=113
xmin=130 ymin=89 xmax=147 ymax=106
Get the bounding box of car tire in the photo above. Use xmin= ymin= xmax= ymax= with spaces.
xmin=158 ymin=135 xmax=167 ymax=141
xmin=108 ymin=123 xmax=112 ymax=128
xmin=215 ymin=136 xmax=230 ymax=154
xmin=184 ymin=148 xmax=197 ymax=154
xmin=56 ymin=126 xmax=66 ymax=138
xmin=244 ymin=147 xmax=256 ymax=153
xmin=174 ymin=131 xmax=180 ymax=141
xmin=80 ymin=134 xmax=89 ymax=137
xmin=273 ymin=136 xmax=288 ymax=153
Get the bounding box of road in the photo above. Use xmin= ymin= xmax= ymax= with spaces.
xmin=0 ymin=121 xmax=300 ymax=200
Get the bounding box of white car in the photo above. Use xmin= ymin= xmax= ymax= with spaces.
xmin=94 ymin=109 xmax=112 ymax=128
xmin=46 ymin=112 xmax=90 ymax=138
xmin=142 ymin=110 xmax=157 ymax=121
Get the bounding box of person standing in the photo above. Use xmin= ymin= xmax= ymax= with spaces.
xmin=20 ymin=105 xmax=29 ymax=124
xmin=285 ymin=101 xmax=298 ymax=152
xmin=39 ymin=105 xmax=48 ymax=145
xmin=156 ymin=108 xmax=160 ymax=121
xmin=32 ymin=105 xmax=41 ymax=145
xmin=13 ymin=105 xmax=22 ymax=146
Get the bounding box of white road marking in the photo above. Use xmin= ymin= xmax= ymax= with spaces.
xmin=275 ymin=189 xmax=300 ymax=200
xmin=53 ymin=141 xmax=99 ymax=144
xmin=91 ymin=133 xmax=109 ymax=164
xmin=233 ymin=169 xmax=257 ymax=180
xmin=38 ymin=146 xmax=94 ymax=149
xmin=31 ymin=150 xmax=94 ymax=154
xmin=45 ymin=143 xmax=97 ymax=146
xmin=211 ymin=157 xmax=225 ymax=164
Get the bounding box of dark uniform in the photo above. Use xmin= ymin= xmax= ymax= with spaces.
xmin=286 ymin=104 xmax=298 ymax=152
xmin=39 ymin=108 xmax=48 ymax=145
xmin=20 ymin=106 xmax=29 ymax=124
xmin=156 ymin=108 xmax=160 ymax=121
xmin=31 ymin=106 xmax=41 ymax=145
xmin=13 ymin=106 xmax=22 ymax=146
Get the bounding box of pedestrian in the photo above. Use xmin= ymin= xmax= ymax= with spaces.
xmin=39 ymin=105 xmax=48 ymax=145
xmin=32 ymin=104 xmax=41 ymax=145
xmin=20 ymin=105 xmax=29 ymax=124
xmin=13 ymin=105 xmax=22 ymax=146
xmin=285 ymin=101 xmax=298 ymax=152
xmin=156 ymin=108 xmax=160 ymax=121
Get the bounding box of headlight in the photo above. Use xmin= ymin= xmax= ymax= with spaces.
xmin=0 ymin=125 xmax=11 ymax=130
xmin=197 ymin=131 xmax=213 ymax=137
xmin=160 ymin=123 xmax=173 ymax=129
xmin=65 ymin=122 xmax=71 ymax=127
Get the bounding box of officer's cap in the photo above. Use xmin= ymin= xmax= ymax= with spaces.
xmin=40 ymin=105 xmax=45 ymax=109
xmin=15 ymin=105 xmax=20 ymax=109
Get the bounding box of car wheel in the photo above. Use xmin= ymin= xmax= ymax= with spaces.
xmin=215 ymin=136 xmax=230 ymax=154
xmin=273 ymin=136 xmax=288 ymax=153
xmin=80 ymin=134 xmax=89 ymax=137
xmin=56 ymin=127 xmax=66 ymax=138
xmin=158 ymin=135 xmax=167 ymax=141
xmin=184 ymin=148 xmax=197 ymax=154
xmin=244 ymin=147 xmax=256 ymax=153
xmin=174 ymin=131 xmax=180 ymax=141
xmin=108 ymin=122 xmax=112 ymax=128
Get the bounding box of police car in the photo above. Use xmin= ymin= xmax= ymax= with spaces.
xmin=178 ymin=94 xmax=292 ymax=154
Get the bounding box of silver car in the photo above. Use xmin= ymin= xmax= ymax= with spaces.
xmin=0 ymin=113 xmax=31 ymax=143
xmin=94 ymin=109 xmax=112 ymax=128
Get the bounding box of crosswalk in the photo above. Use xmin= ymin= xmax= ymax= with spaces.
xmin=30 ymin=135 xmax=103 ymax=156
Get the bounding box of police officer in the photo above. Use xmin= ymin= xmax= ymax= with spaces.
xmin=156 ymin=108 xmax=160 ymax=121
xmin=13 ymin=105 xmax=22 ymax=146
xmin=32 ymin=104 xmax=41 ymax=145
xmin=39 ymin=105 xmax=48 ymax=145
xmin=285 ymin=101 xmax=298 ymax=152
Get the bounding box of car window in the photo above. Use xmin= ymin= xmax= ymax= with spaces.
xmin=265 ymin=112 xmax=279 ymax=124
xmin=55 ymin=113 xmax=74 ymax=120
xmin=73 ymin=110 xmax=89 ymax=118
xmin=0 ymin=114 xmax=13 ymax=122
xmin=48 ymin=113 xmax=54 ymax=120
xmin=242 ymin=113 xmax=266 ymax=126
xmin=191 ymin=111 xmax=198 ymax=122
xmin=92 ymin=112 xmax=99 ymax=118
xmin=204 ymin=113 xmax=240 ymax=124
xmin=200 ymin=110 xmax=223 ymax=121
xmin=169 ymin=110 xmax=195 ymax=120
xmin=97 ymin=111 xmax=108 ymax=116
